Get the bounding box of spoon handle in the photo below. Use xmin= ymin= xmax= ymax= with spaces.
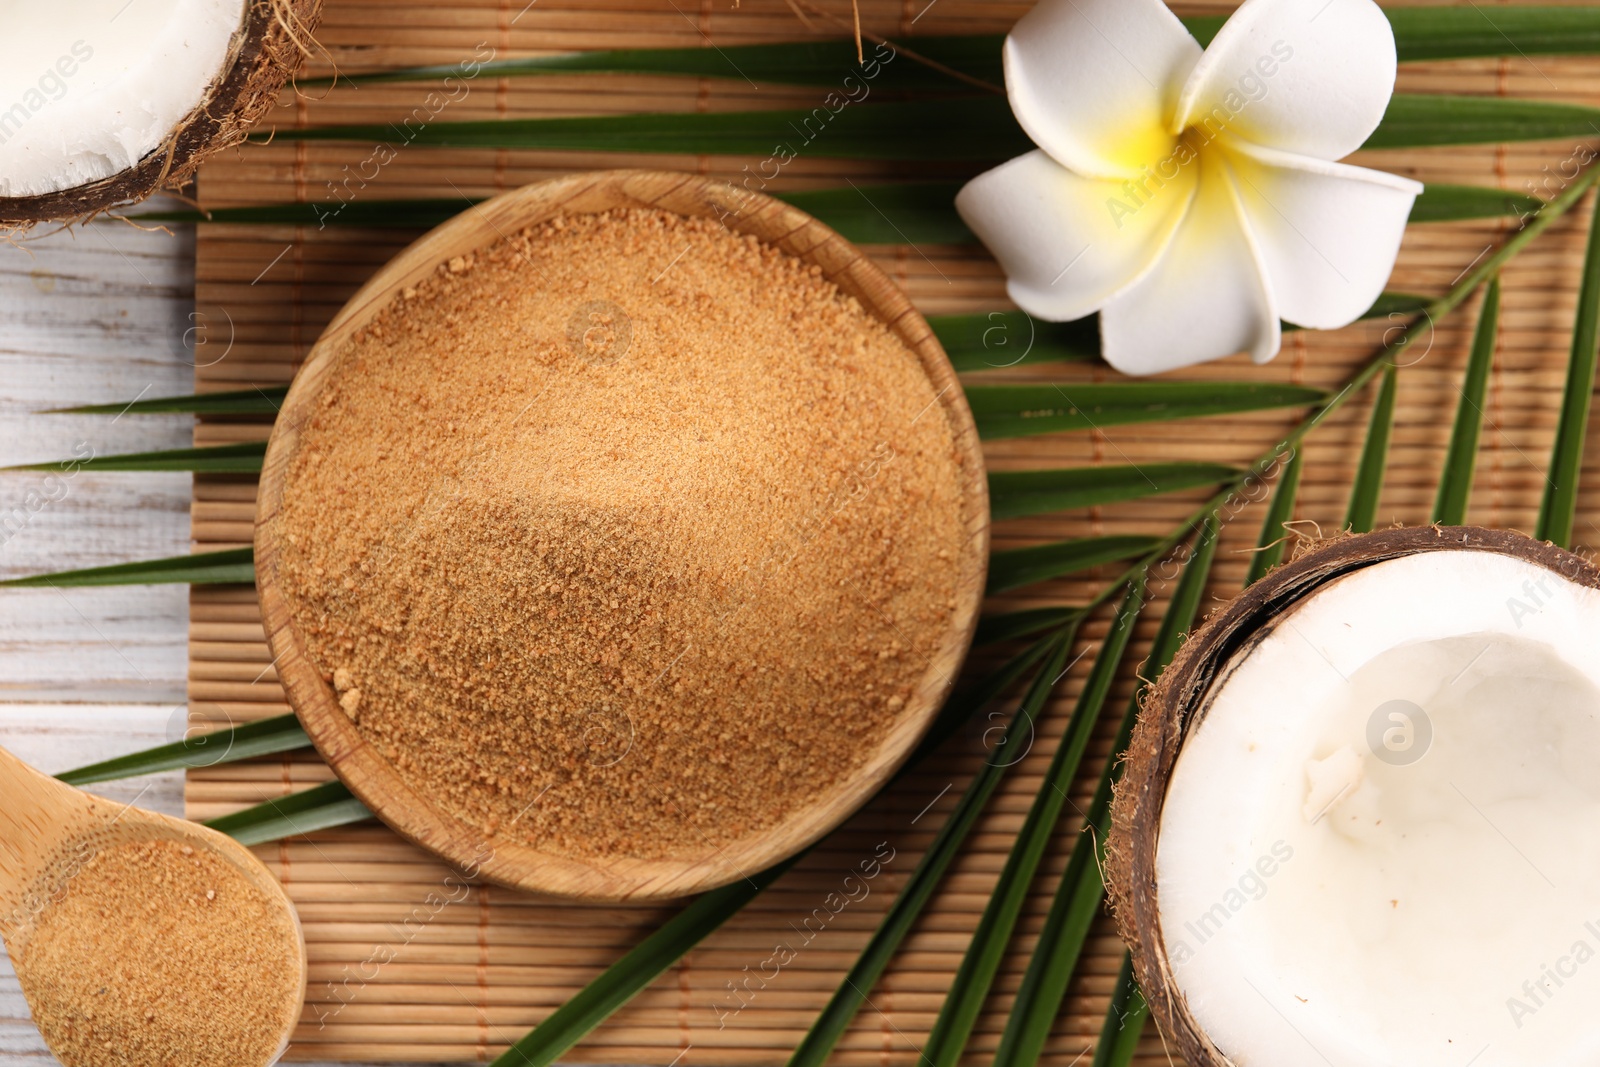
xmin=0 ymin=746 xmax=81 ymax=939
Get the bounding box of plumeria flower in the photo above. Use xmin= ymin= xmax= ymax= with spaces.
xmin=955 ymin=0 xmax=1423 ymax=375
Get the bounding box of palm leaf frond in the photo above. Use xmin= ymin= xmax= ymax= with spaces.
xmin=989 ymin=463 xmax=1238 ymax=521
xmin=1410 ymin=183 xmax=1543 ymax=223
xmin=932 ymin=311 xmax=1098 ymax=371
xmin=253 ymin=94 xmax=1600 ymax=159
xmin=975 ymin=606 xmax=1084 ymax=647
xmin=986 ymin=536 xmax=1162 ymax=595
xmin=992 ymin=517 xmax=1219 ymax=1067
xmin=47 ymin=387 xmax=288 ymax=417
xmin=1345 ymin=362 xmax=1398 ymax=533
xmin=310 ymin=9 xmax=1600 ymax=91
xmin=1089 ymin=954 xmax=1150 ymax=1067
xmin=1537 ymin=191 xmax=1600 ymax=547
xmin=57 ymin=714 xmax=309 ymax=786
xmin=1433 ymin=278 xmax=1500 ymax=526
xmin=923 ymin=584 xmax=1144 ymax=1067
xmin=1370 ymin=94 xmax=1600 ymax=149
xmin=0 ymin=548 xmax=254 ymax=588
xmin=1245 ymin=450 xmax=1303 ymax=586
xmin=967 ymin=382 xmax=1326 ymax=440
xmin=3 ymin=441 xmax=267 ymax=474
xmin=204 ymin=780 xmax=372 ymax=845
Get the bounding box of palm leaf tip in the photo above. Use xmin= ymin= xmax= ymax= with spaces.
xmin=3 ymin=441 xmax=267 ymax=475
xmin=45 ymin=386 xmax=289 ymax=417
xmin=57 ymin=714 xmax=311 ymax=786
xmin=0 ymin=548 xmax=255 ymax=588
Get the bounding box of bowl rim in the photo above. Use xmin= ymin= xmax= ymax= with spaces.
xmin=254 ymin=168 xmax=990 ymax=902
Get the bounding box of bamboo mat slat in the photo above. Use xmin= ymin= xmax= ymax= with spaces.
xmin=188 ymin=1 xmax=1600 ymax=1062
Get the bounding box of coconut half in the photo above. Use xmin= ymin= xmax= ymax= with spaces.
xmin=0 ymin=0 xmax=320 ymax=226
xmin=1109 ymin=526 xmax=1600 ymax=1067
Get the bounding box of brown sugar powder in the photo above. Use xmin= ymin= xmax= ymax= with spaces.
xmin=14 ymin=838 xmax=301 ymax=1067
xmin=274 ymin=208 xmax=970 ymax=861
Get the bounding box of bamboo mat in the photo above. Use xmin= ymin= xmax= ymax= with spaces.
xmin=187 ymin=1 xmax=1600 ymax=1062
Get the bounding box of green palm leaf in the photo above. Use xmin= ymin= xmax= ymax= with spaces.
xmin=47 ymin=387 xmax=288 ymax=416
xmin=58 ymin=714 xmax=309 ymax=786
xmin=992 ymin=517 xmax=1219 ymax=1067
xmin=1345 ymin=362 xmax=1398 ymax=533
xmin=135 ymin=184 xmax=979 ymax=246
xmin=1538 ymin=191 xmax=1600 ymax=547
xmin=986 ymin=535 xmax=1162 ymax=595
xmin=1433 ymin=279 xmax=1500 ymax=526
xmin=974 ymin=606 xmax=1084 ymax=647
xmin=129 ymin=182 xmax=1534 ymax=252
xmin=923 ymin=584 xmax=1144 ymax=1067
xmin=4 ymin=441 xmax=267 ymax=474
xmin=1386 ymin=5 xmax=1600 ymax=61
xmin=1410 ymin=183 xmax=1543 ymax=223
xmin=1369 ymin=94 xmax=1600 ymax=149
xmin=937 ymin=296 xmax=1422 ymax=374
xmin=313 ymin=9 xmax=1600 ymax=91
xmin=989 ymin=463 xmax=1238 ymax=521
xmin=204 ymin=781 xmax=373 ymax=846
xmin=258 ymin=99 xmax=1033 ymax=160
xmin=967 ymin=382 xmax=1325 ymax=440
xmin=0 ymin=548 xmax=254 ymax=588
xmin=258 ymin=95 xmax=1600 ymax=158
xmin=312 ymin=36 xmax=1005 ymax=90
xmin=1089 ymin=954 xmax=1150 ymax=1067
xmin=932 ymin=311 xmax=1098 ymax=371
xmin=1245 ymin=450 xmax=1303 ymax=586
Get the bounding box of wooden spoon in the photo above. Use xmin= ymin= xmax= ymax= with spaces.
xmin=0 ymin=744 xmax=307 ymax=1066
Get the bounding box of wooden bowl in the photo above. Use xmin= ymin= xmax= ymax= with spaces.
xmin=255 ymin=170 xmax=989 ymax=901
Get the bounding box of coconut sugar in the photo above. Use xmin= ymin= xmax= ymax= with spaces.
xmin=274 ymin=208 xmax=968 ymax=861
xmin=14 ymin=838 xmax=301 ymax=1067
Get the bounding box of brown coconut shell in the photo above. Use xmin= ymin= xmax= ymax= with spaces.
xmin=0 ymin=0 xmax=321 ymax=228
xmin=1104 ymin=524 xmax=1600 ymax=1067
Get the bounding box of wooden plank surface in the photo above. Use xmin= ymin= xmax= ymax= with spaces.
xmin=0 ymin=214 xmax=419 ymax=1066
xmin=0 ymin=216 xmax=194 ymax=702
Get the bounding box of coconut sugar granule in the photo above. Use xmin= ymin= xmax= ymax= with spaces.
xmin=275 ymin=208 xmax=969 ymax=861
xmin=14 ymin=838 xmax=301 ymax=1067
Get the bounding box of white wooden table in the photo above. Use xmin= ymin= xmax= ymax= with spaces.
xmin=0 ymin=213 xmax=443 ymax=1066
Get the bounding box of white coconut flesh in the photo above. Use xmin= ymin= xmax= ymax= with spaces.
xmin=0 ymin=0 xmax=246 ymax=198
xmin=1157 ymin=549 xmax=1600 ymax=1067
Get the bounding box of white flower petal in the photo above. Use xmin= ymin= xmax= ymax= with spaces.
xmin=1100 ymin=155 xmax=1280 ymax=375
xmin=1004 ymin=0 xmax=1202 ymax=179
xmin=956 ymin=149 xmax=1198 ymax=323
xmin=1173 ymin=0 xmax=1396 ymax=162
xmin=1226 ymin=140 xmax=1422 ymax=330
